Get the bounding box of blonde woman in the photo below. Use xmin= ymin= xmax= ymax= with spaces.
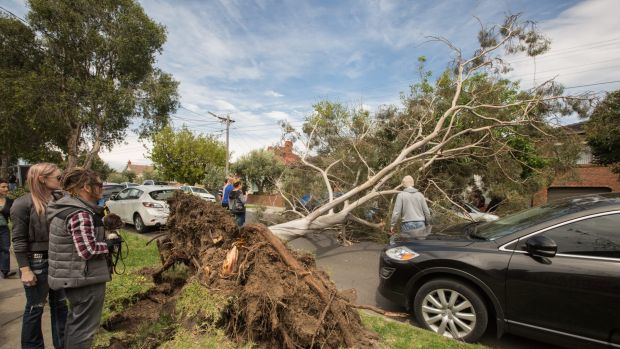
xmin=11 ymin=163 xmax=67 ymax=349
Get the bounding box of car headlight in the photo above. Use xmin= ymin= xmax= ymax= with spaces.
xmin=385 ymin=246 xmax=419 ymax=261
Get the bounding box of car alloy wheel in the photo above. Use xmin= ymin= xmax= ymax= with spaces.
xmin=414 ymin=278 xmax=488 ymax=342
xmin=134 ymin=214 xmax=146 ymax=233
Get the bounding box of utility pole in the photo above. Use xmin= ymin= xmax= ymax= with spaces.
xmin=209 ymin=111 xmax=235 ymax=175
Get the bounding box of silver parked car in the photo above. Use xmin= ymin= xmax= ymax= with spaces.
xmin=179 ymin=185 xmax=216 ymax=202
xmin=106 ymin=185 xmax=179 ymax=233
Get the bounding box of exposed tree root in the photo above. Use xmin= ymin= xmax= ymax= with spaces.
xmin=151 ymin=192 xmax=380 ymax=348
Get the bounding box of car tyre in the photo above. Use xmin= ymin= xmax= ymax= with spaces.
xmin=413 ymin=278 xmax=488 ymax=342
xmin=133 ymin=214 xmax=147 ymax=233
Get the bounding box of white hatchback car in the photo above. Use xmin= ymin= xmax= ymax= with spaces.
xmin=106 ymin=185 xmax=180 ymax=233
xmin=179 ymin=185 xmax=216 ymax=202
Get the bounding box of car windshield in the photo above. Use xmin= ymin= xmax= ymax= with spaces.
xmin=191 ymin=187 xmax=208 ymax=194
xmin=154 ymin=181 xmax=168 ymax=185
xmin=473 ymin=196 xmax=608 ymax=240
xmin=149 ymin=189 xmax=177 ymax=201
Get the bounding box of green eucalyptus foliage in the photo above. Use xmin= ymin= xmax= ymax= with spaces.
xmin=231 ymin=149 xmax=285 ymax=194
xmin=586 ymin=90 xmax=620 ymax=170
xmin=2 ymin=0 xmax=179 ymax=171
xmin=149 ymin=126 xmax=226 ymax=184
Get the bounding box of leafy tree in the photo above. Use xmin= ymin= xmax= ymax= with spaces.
xmin=149 ymin=126 xmax=226 ymax=184
xmin=25 ymin=0 xmax=179 ymax=169
xmin=122 ymin=170 xmax=137 ymax=183
xmin=141 ymin=168 xmax=164 ymax=181
xmin=202 ymin=165 xmax=226 ymax=194
xmin=0 ymin=14 xmax=64 ymax=176
xmin=232 ymin=149 xmax=285 ymax=194
xmin=271 ymin=15 xmax=588 ymax=241
xmin=585 ymin=90 xmax=620 ymax=170
xmin=106 ymin=171 xmax=127 ymax=184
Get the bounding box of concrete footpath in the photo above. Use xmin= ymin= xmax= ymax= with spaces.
xmin=0 ymin=252 xmax=54 ymax=349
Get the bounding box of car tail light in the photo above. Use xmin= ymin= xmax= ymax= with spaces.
xmin=142 ymin=202 xmax=163 ymax=208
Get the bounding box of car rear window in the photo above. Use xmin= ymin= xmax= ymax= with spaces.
xmin=149 ymin=189 xmax=178 ymax=201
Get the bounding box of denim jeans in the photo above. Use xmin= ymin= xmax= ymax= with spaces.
xmin=401 ymin=220 xmax=425 ymax=232
xmin=390 ymin=221 xmax=427 ymax=245
xmin=21 ymin=258 xmax=68 ymax=349
xmin=0 ymin=225 xmax=10 ymax=274
xmin=234 ymin=212 xmax=246 ymax=227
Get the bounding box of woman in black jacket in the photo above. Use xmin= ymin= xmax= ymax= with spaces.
xmin=11 ymin=163 xmax=67 ymax=349
xmin=0 ymin=178 xmax=15 ymax=279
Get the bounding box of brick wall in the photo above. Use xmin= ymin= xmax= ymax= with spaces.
xmin=532 ymin=165 xmax=620 ymax=205
xmin=246 ymin=194 xmax=285 ymax=207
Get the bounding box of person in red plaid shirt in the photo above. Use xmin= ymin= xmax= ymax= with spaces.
xmin=47 ymin=168 xmax=111 ymax=349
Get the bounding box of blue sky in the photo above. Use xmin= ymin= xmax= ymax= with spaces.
xmin=3 ymin=0 xmax=620 ymax=170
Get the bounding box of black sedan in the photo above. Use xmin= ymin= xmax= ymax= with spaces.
xmin=378 ymin=193 xmax=620 ymax=348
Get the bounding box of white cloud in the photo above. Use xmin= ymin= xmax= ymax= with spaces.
xmin=508 ymin=0 xmax=620 ymax=93
xmin=263 ymin=111 xmax=289 ymax=120
xmin=265 ymin=90 xmax=284 ymax=97
xmin=99 ymin=136 xmax=152 ymax=171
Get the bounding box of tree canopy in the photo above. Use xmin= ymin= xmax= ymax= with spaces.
xmin=271 ymin=14 xmax=588 ymax=241
xmin=149 ymin=126 xmax=226 ymax=184
xmin=586 ymin=90 xmax=620 ymax=170
xmin=232 ymin=149 xmax=285 ymax=194
xmin=0 ymin=0 xmax=179 ymax=175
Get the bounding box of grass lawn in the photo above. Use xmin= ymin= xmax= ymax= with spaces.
xmin=99 ymin=230 xmax=488 ymax=349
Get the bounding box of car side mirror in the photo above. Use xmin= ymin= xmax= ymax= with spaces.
xmin=525 ymin=235 xmax=557 ymax=258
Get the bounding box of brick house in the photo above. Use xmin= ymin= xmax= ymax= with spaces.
xmin=123 ymin=160 xmax=154 ymax=180
xmin=532 ymin=122 xmax=620 ymax=205
xmin=245 ymin=141 xmax=300 ymax=207
xmin=268 ymin=140 xmax=300 ymax=165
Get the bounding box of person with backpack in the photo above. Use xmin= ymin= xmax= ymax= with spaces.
xmin=390 ymin=175 xmax=432 ymax=240
xmin=228 ymin=179 xmax=246 ymax=226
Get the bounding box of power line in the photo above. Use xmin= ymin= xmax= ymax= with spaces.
xmin=0 ymin=5 xmax=29 ymax=26
xmin=564 ymin=80 xmax=620 ymax=90
xmin=179 ymin=105 xmax=222 ymax=121
xmin=507 ymin=38 xmax=620 ymax=64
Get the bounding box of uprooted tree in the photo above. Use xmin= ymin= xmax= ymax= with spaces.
xmin=271 ymin=15 xmax=589 ymax=242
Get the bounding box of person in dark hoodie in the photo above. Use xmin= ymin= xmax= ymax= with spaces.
xmin=47 ymin=168 xmax=111 ymax=349
xmin=0 ymin=179 xmax=16 ymax=279
xmin=11 ymin=163 xmax=67 ymax=349
xmin=390 ymin=175 xmax=432 ymax=240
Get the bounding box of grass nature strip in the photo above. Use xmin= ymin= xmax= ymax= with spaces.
xmin=97 ymin=230 xmax=488 ymax=349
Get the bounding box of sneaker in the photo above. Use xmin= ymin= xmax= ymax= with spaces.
xmin=0 ymin=271 xmax=16 ymax=279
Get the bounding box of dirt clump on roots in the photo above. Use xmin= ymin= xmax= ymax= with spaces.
xmin=154 ymin=192 xmax=380 ymax=348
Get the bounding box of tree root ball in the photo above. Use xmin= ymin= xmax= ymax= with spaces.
xmin=157 ymin=192 xmax=379 ymax=348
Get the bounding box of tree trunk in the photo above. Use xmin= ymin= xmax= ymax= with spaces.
xmin=270 ymin=211 xmax=349 ymax=241
xmin=66 ymin=123 xmax=82 ymax=170
xmin=0 ymin=153 xmax=9 ymax=179
xmin=83 ymin=123 xmax=103 ymax=169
